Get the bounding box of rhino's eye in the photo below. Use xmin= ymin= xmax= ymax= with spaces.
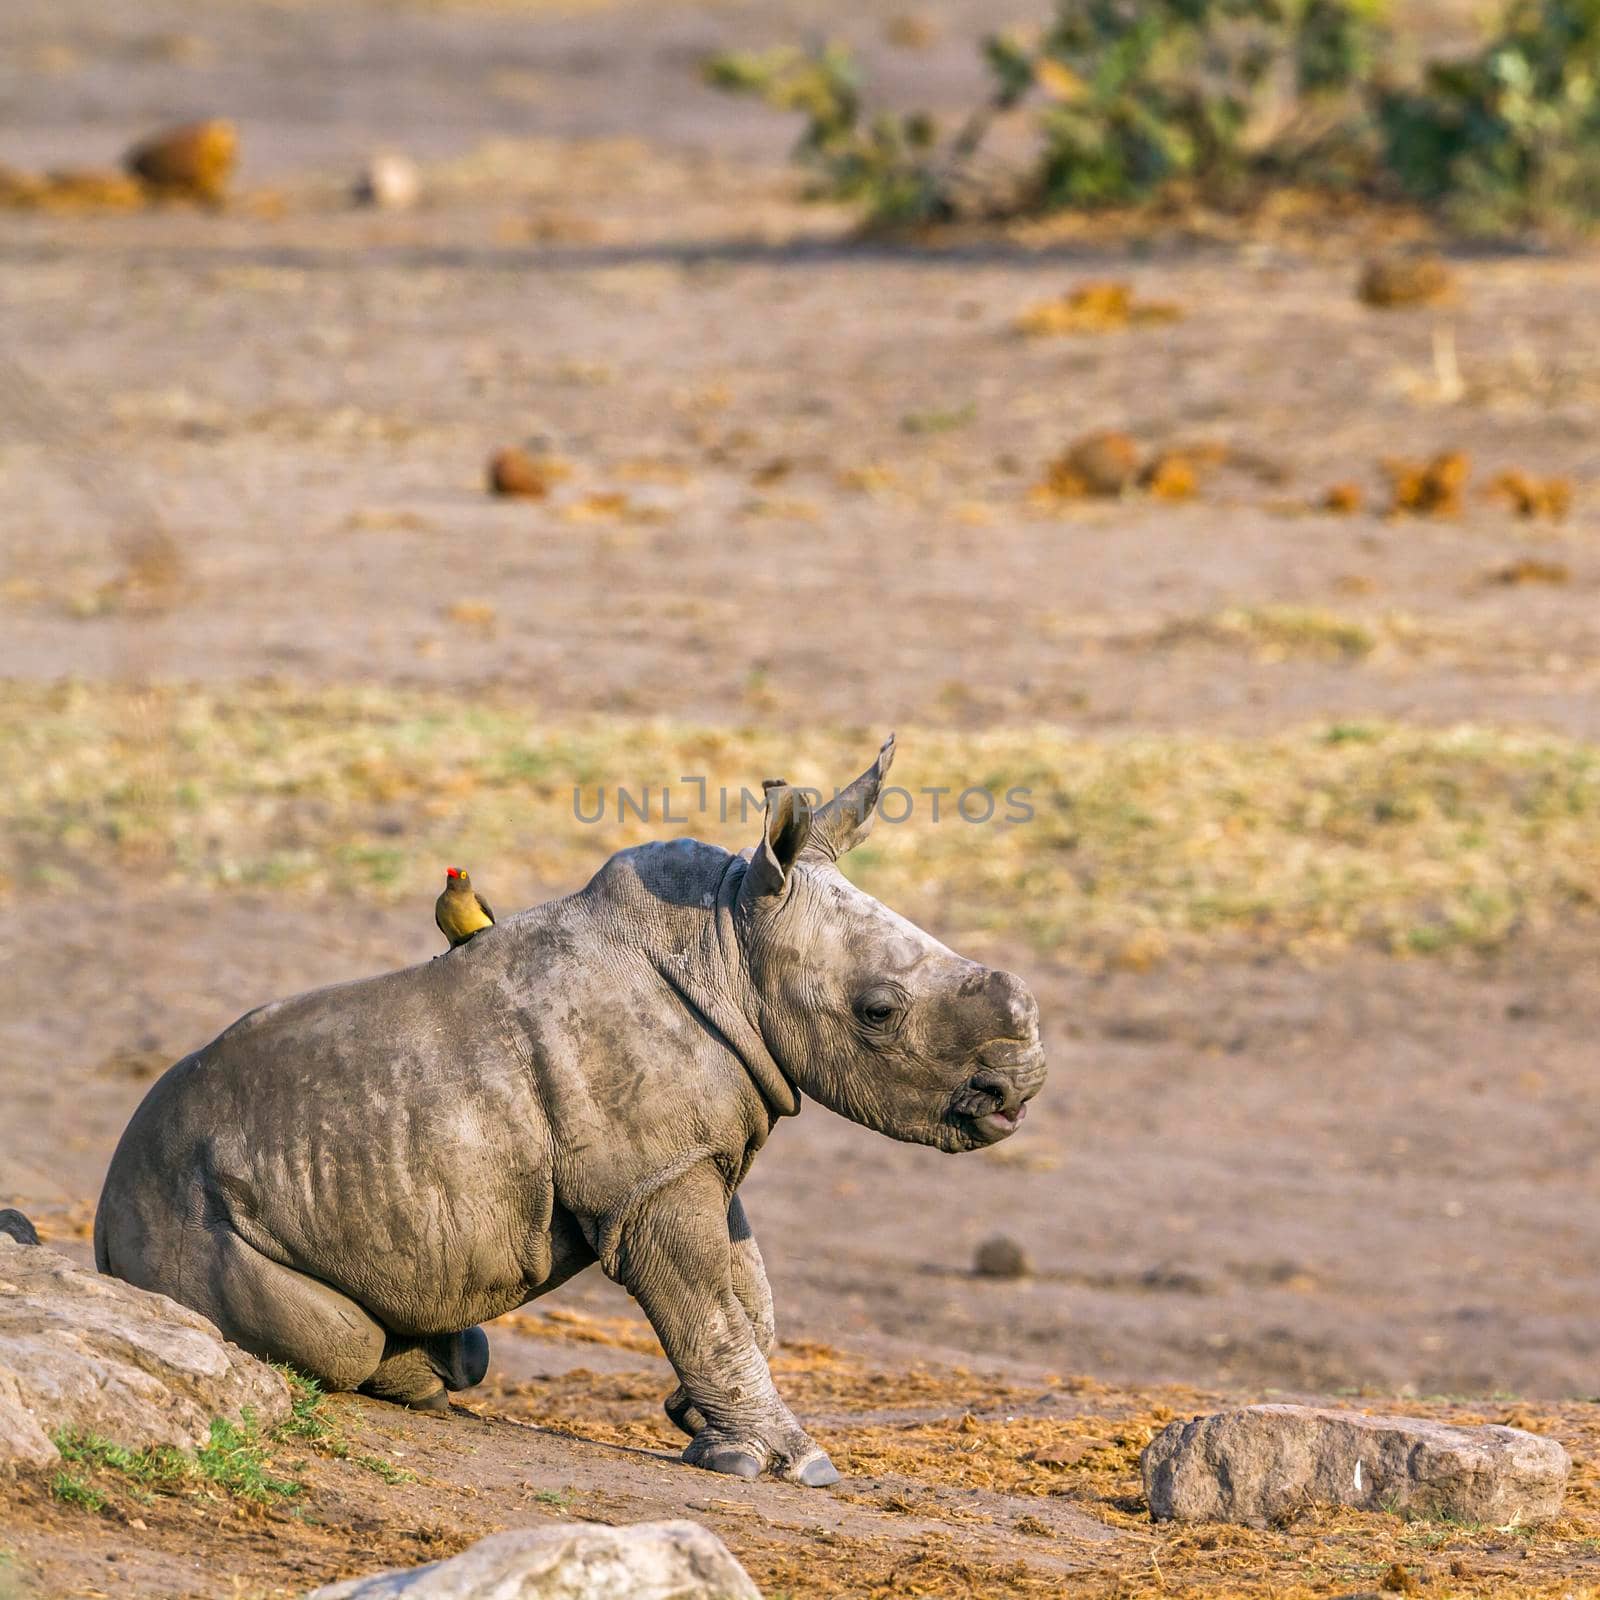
xmin=854 ymin=988 xmax=903 ymax=1033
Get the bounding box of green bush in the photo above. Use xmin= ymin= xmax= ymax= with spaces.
xmin=1009 ymin=0 xmax=1380 ymax=208
xmin=1377 ymin=0 xmax=1600 ymax=229
xmin=704 ymin=44 xmax=1004 ymax=223
xmin=707 ymin=0 xmax=1381 ymax=223
xmin=708 ymin=0 xmax=1600 ymax=232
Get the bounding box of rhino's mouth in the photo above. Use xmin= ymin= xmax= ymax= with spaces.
xmin=972 ymin=1102 xmax=1027 ymax=1142
xmin=948 ymin=1067 xmax=1035 ymax=1147
xmin=940 ymin=1049 xmax=1043 ymax=1152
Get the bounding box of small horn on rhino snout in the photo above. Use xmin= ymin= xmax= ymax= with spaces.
xmin=979 ymin=1038 xmax=1043 ymax=1072
xmin=987 ymin=969 xmax=1040 ymax=1041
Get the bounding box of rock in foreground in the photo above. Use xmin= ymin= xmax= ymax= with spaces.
xmin=1143 ymin=1404 xmax=1569 ymax=1527
xmin=306 ymin=1521 xmax=763 ymax=1599
xmin=0 ymin=1235 xmax=289 ymax=1470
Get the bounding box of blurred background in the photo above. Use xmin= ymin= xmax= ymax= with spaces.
xmin=3 ymin=0 xmax=1599 ymax=1419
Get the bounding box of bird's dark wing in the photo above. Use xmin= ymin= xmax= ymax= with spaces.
xmin=475 ymin=893 xmax=496 ymax=924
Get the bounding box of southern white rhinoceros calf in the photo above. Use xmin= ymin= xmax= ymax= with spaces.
xmin=96 ymin=738 xmax=1046 ymax=1487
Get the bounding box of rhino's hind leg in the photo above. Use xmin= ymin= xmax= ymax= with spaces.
xmin=198 ymin=1228 xmax=388 ymax=1393
xmin=360 ymin=1328 xmax=490 ymax=1413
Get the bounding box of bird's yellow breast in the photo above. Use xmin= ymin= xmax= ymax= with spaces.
xmin=436 ymin=890 xmax=494 ymax=944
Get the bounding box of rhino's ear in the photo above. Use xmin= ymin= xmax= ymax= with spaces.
xmin=744 ymin=783 xmax=813 ymax=900
xmin=803 ymin=733 xmax=895 ymax=862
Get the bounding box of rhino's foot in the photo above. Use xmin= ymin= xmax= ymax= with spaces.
xmin=681 ymin=1426 xmax=839 ymax=1488
xmin=403 ymin=1385 xmax=451 ymax=1414
xmin=425 ymin=1327 xmax=489 ymax=1393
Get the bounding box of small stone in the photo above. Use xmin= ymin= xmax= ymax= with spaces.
xmin=1358 ymin=254 xmax=1454 ymax=309
xmin=0 ymin=1210 xmax=39 ymax=1246
xmin=303 ymin=1520 xmax=763 ymax=1599
xmin=1485 ymin=469 xmax=1572 ymax=521
xmin=354 ymin=154 xmax=420 ymax=211
xmin=1039 ymin=430 xmax=1141 ymax=499
xmin=1141 ymin=453 xmax=1198 ymax=501
xmin=125 ymin=119 xmax=238 ymax=203
xmin=1385 ymin=450 xmax=1470 ymax=516
xmin=1028 ymin=1438 xmax=1093 ymax=1467
xmin=487 ymin=447 xmax=550 ymax=499
xmin=973 ymin=1235 xmax=1030 ymax=1279
xmin=1321 ymin=482 xmax=1363 ymax=515
xmin=1142 ymin=1404 xmax=1570 ymax=1527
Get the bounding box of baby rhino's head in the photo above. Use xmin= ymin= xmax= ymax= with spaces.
xmin=737 ymin=738 xmax=1047 ymax=1152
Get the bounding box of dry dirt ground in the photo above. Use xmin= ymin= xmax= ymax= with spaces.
xmin=3 ymin=0 xmax=1600 ymax=1595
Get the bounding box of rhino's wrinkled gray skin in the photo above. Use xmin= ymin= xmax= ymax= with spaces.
xmin=96 ymin=738 xmax=1046 ymax=1487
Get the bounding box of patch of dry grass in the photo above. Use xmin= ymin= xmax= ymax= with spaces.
xmin=4 ymin=683 xmax=1600 ymax=961
xmin=1157 ymin=606 xmax=1385 ymax=661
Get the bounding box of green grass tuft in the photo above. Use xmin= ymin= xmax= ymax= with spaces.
xmin=49 ymin=1412 xmax=303 ymax=1514
xmin=195 ymin=1415 xmax=303 ymax=1502
xmin=275 ymin=1368 xmax=335 ymax=1444
xmin=49 ymin=1470 xmax=108 ymax=1513
xmin=354 ymin=1454 xmax=417 ymax=1485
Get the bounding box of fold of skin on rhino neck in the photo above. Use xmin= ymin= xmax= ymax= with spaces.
xmin=645 ymin=852 xmax=802 ymax=1127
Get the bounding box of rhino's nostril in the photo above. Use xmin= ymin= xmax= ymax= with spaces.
xmin=951 ymin=1070 xmax=1010 ymax=1118
xmin=975 ymin=1070 xmax=1020 ymax=1113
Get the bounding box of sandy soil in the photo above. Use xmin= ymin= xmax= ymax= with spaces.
xmin=7 ymin=1334 xmax=1600 ymax=1600
xmin=3 ymin=0 xmax=1600 ymax=1595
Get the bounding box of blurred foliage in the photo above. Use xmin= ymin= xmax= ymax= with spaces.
xmin=1377 ymin=0 xmax=1600 ymax=229
xmin=704 ymin=43 xmax=999 ymax=222
xmin=1002 ymin=0 xmax=1381 ymax=209
xmin=706 ymin=0 xmax=1600 ymax=233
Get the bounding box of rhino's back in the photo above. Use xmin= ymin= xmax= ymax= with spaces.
xmin=98 ymin=944 xmax=557 ymax=1333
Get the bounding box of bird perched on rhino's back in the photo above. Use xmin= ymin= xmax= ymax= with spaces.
xmin=435 ymin=867 xmax=495 ymax=948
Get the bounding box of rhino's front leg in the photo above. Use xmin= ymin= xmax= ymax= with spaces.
xmin=615 ymin=1165 xmax=837 ymax=1487
xmin=665 ymin=1192 xmax=773 ymax=1440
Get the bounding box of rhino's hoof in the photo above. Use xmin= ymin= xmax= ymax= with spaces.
xmin=688 ymin=1442 xmax=762 ymax=1479
xmin=795 ymin=1454 xmax=841 ymax=1488
xmin=404 ymin=1386 xmax=451 ymax=1415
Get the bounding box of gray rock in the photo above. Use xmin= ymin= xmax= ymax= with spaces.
xmin=0 ymin=1235 xmax=289 ymax=1471
xmin=973 ymin=1235 xmax=1030 ymax=1279
xmin=353 ymin=154 xmax=420 ymax=210
xmin=0 ymin=1209 xmax=40 ymax=1246
xmin=305 ymin=1521 xmax=763 ymax=1599
xmin=1143 ymin=1404 xmax=1569 ymax=1527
